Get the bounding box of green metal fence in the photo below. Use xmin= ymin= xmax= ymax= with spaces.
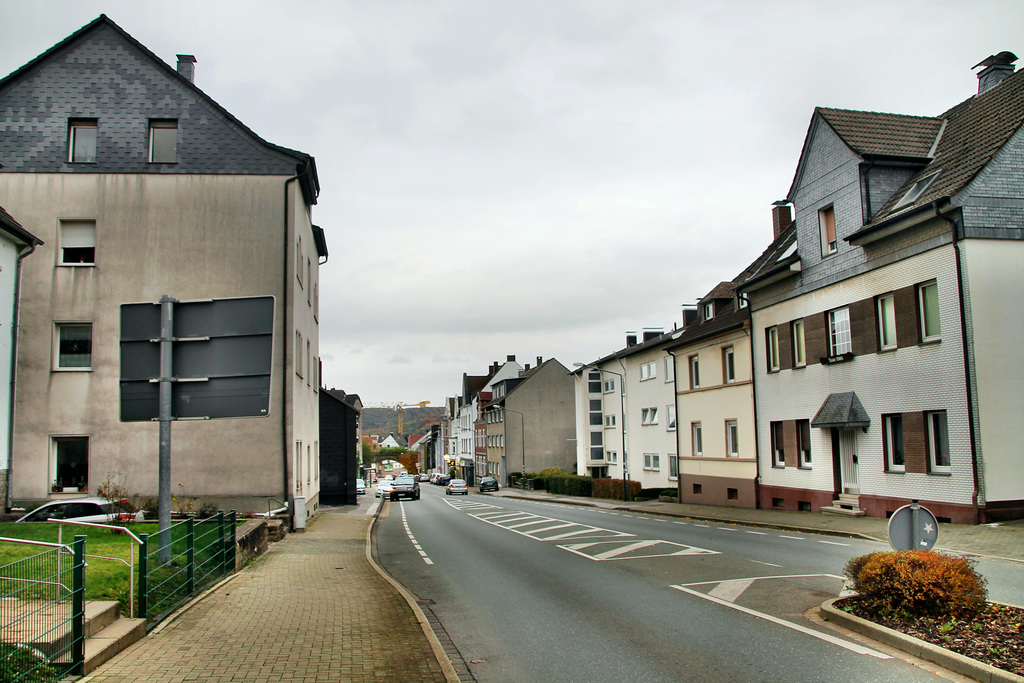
xmin=139 ymin=511 xmax=236 ymax=626
xmin=0 ymin=536 xmax=86 ymax=682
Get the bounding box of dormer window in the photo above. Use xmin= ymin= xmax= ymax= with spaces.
xmin=703 ymin=302 xmax=714 ymax=320
xmin=892 ymin=171 xmax=941 ymax=211
xmin=818 ymin=205 xmax=836 ymax=256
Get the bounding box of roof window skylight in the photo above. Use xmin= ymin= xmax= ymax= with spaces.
xmin=893 ymin=171 xmax=942 ymax=211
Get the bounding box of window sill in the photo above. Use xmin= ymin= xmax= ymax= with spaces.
xmin=147 ymin=161 xmax=178 ymax=165
xmin=886 ymin=469 xmax=906 ymax=474
xmin=878 ymin=346 xmax=897 ymax=354
xmin=772 ymin=464 xmax=785 ymax=469
xmin=793 ymin=363 xmax=806 ymax=370
xmin=929 ymin=470 xmax=952 ymax=476
xmin=798 ymin=466 xmax=813 ymax=470
xmin=53 ymin=367 xmax=92 ymax=372
xmin=58 ymin=263 xmax=96 ymax=268
xmin=920 ymin=338 xmax=942 ymax=346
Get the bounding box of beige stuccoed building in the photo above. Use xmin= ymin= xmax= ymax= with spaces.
xmin=0 ymin=16 xmax=327 ymax=523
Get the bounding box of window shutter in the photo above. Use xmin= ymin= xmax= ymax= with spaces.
xmin=783 ymin=420 xmax=799 ymax=467
xmin=894 ymin=285 xmax=919 ymax=348
xmin=778 ymin=321 xmax=793 ymax=370
xmin=850 ymin=298 xmax=876 ymax=356
xmin=803 ymin=312 xmax=827 ymax=363
xmin=903 ymin=411 xmax=927 ymax=473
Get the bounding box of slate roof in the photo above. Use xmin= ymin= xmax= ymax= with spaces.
xmin=0 ymin=15 xmax=319 ymax=204
xmin=735 ymin=221 xmax=799 ymax=293
xmin=811 ymin=392 xmax=870 ymax=429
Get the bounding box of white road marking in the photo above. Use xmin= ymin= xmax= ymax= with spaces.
xmin=779 ymin=535 xmax=804 ymax=540
xmin=744 ymin=531 xmax=767 ymax=536
xmin=708 ymin=579 xmax=754 ymax=602
xmin=750 ymin=560 xmax=783 ymax=568
xmin=718 ymin=527 xmax=738 ymax=532
xmin=671 ymin=577 xmax=888 ymax=659
xmin=560 ymin=539 xmax=718 ymax=562
xmin=818 ymin=540 xmax=851 ymax=546
xmin=400 ymin=502 xmax=433 ymax=565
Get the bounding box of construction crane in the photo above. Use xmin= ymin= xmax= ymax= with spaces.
xmin=365 ymin=401 xmax=430 ymax=433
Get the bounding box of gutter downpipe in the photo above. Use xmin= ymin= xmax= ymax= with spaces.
xmin=6 ymin=242 xmax=37 ymax=511
xmin=740 ymin=297 xmax=761 ymax=508
xmin=944 ymin=206 xmax=982 ymax=522
xmin=283 ymin=172 xmax=301 ymax=529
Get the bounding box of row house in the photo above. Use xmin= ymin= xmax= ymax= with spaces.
xmin=0 ymin=206 xmax=42 ymax=507
xmin=319 ymin=389 xmax=362 ymax=506
xmin=484 ymin=358 xmax=575 ymax=486
xmin=574 ymin=330 xmax=680 ymax=491
xmin=0 ymin=16 xmax=327 ymax=524
xmin=449 ymin=357 xmax=521 ymax=482
xmin=739 ymin=52 xmax=1024 ymax=523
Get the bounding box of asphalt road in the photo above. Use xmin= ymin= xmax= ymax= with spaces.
xmin=373 ymin=484 xmax=1002 ymax=683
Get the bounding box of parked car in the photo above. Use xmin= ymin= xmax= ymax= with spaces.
xmin=478 ymin=476 xmax=499 ymax=492
xmin=437 ymin=475 xmax=452 ymax=486
xmin=446 ymin=479 xmax=469 ymax=495
xmin=391 ymin=475 xmax=421 ymax=501
xmin=376 ymin=481 xmax=396 ymax=498
xmin=16 ymin=498 xmax=144 ymax=523
xmin=418 ymin=473 xmax=431 ymax=482
xmin=355 ymin=479 xmax=366 ymax=495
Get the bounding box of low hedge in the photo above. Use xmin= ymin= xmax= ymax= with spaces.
xmin=545 ymin=474 xmax=592 ymax=497
xmin=592 ymin=478 xmax=642 ymax=501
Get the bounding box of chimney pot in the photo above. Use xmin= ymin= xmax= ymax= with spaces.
xmin=974 ymin=51 xmax=1017 ymax=94
xmin=536 ymin=356 xmax=543 ymax=366
xmin=176 ymin=54 xmax=197 ymax=83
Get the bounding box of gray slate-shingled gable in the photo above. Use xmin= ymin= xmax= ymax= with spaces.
xmin=0 ymin=16 xmax=316 ymax=196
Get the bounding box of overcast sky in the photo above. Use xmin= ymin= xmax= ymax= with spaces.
xmin=2 ymin=1 xmax=1022 ymax=408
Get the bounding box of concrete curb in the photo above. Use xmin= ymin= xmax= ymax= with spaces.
xmin=368 ymin=497 xmax=461 ymax=683
xmin=820 ymin=599 xmax=1024 ymax=683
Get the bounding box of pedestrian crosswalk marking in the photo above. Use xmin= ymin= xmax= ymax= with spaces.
xmin=559 ymin=539 xmax=718 ymax=561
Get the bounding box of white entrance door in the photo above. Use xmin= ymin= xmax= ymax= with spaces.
xmin=839 ymin=429 xmax=859 ymax=493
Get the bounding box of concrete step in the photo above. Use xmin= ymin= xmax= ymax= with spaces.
xmin=84 ymin=615 xmax=147 ymax=674
xmin=84 ymin=600 xmax=121 ymax=638
xmin=821 ymin=505 xmax=867 ymax=517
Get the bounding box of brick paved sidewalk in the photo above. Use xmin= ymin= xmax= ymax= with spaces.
xmin=84 ymin=512 xmax=452 ymax=683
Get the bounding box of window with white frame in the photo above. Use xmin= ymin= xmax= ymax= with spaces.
xmin=55 ymin=323 xmax=92 ymax=370
xmin=691 ymin=422 xmax=702 ymax=456
xmin=723 ymin=346 xmax=735 ymax=383
xmin=926 ymin=410 xmax=950 ymax=472
xmin=792 ymin=320 xmax=806 ymax=367
xmin=68 ymin=119 xmax=97 ymax=163
xmin=767 ymin=326 xmax=780 ymax=371
xmin=919 ymin=280 xmax=941 ymax=342
xmin=59 ymin=220 xmax=96 ymax=265
xmin=296 ymin=236 xmax=303 ymax=287
xmin=770 ymin=421 xmax=785 ymax=467
xmin=641 ymin=407 xmax=659 ymax=425
xmin=604 ymin=379 xmax=615 ymax=393
xmin=666 ymin=404 xmax=676 ymax=431
xmin=669 ymin=454 xmax=678 ymax=480
xmin=688 ymin=355 xmax=700 ymax=389
xmin=607 ymin=451 xmax=617 ymax=463
xmin=664 ymin=356 xmax=674 ymax=383
xmin=725 ymin=420 xmax=739 ymax=457
xmin=703 ymin=302 xmax=714 ymax=320
xmin=643 ymin=453 xmax=660 ymax=471
xmin=306 ymin=340 xmax=311 ymax=386
xmin=819 ymin=205 xmax=836 ymax=256
xmin=588 ymin=371 xmax=602 ymax=394
xmin=52 ymin=436 xmax=89 ymax=491
xmin=878 ymin=294 xmax=897 ymax=350
xmin=148 ymin=119 xmax=178 ymax=163
xmin=883 ymin=414 xmax=905 ymax=471
xmin=828 ymin=308 xmax=852 ymax=355
xmin=605 ymin=415 xmax=616 ymax=427
xmin=295 ymin=331 xmax=303 ymax=377
xmin=797 ymin=419 xmax=812 ymax=467
xmin=640 ymin=361 xmax=654 ymax=381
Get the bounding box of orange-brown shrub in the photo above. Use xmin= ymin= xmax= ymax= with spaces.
xmin=843 ymin=550 xmax=987 ymax=619
xmin=592 ymin=478 xmax=642 ymax=501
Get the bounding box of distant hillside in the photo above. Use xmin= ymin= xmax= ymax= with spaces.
xmin=361 ymin=407 xmax=445 ymax=438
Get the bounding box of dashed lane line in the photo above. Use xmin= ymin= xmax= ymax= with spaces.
xmin=400 ymin=502 xmax=433 ymax=565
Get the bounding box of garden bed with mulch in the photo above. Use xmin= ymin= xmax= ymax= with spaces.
xmin=837 ymin=598 xmax=1024 ymax=677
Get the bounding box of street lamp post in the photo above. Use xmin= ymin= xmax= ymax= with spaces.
xmin=502 ymin=406 xmax=527 ymax=489
xmin=575 ymin=363 xmax=628 ymax=502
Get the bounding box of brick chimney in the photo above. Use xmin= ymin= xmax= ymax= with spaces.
xmin=772 ymin=201 xmax=793 ymax=239
xmin=974 ymin=51 xmax=1017 ymax=94
xmin=643 ymin=328 xmax=663 ymax=342
xmin=176 ymin=54 xmax=196 ymax=83
xmin=626 ymin=332 xmax=638 ymax=347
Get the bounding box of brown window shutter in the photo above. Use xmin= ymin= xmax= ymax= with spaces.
xmin=895 ymin=285 xmax=919 ymax=348
xmin=850 ymin=298 xmax=876 ymax=356
xmin=783 ymin=420 xmax=799 ymax=467
xmin=903 ymin=411 xmax=927 ymax=473
xmin=803 ymin=312 xmax=827 ymax=364
xmin=778 ymin=320 xmax=793 ymax=370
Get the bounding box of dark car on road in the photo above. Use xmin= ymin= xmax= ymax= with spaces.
xmin=391 ymin=475 xmax=420 ymax=500
xmin=478 ymin=476 xmax=499 ymax=492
